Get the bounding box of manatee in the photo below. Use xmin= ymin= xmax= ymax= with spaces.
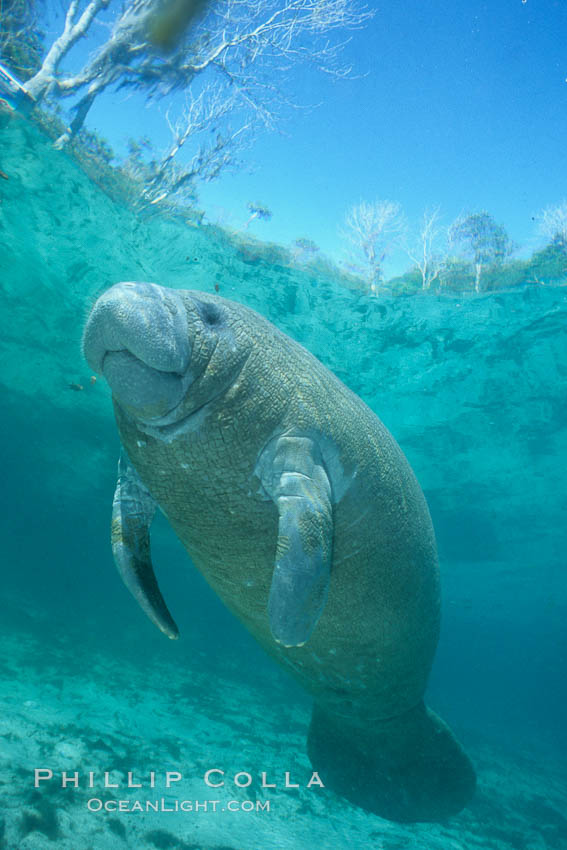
xmin=83 ymin=281 xmax=476 ymax=823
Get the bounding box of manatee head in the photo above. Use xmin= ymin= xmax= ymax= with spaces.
xmin=83 ymin=282 xmax=245 ymax=429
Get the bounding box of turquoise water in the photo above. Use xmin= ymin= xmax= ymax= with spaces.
xmin=1 ymin=115 xmax=566 ymax=848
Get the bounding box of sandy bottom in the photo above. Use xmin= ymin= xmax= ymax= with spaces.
xmin=0 ymin=608 xmax=566 ymax=850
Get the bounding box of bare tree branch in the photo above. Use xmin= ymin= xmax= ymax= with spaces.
xmin=536 ymin=200 xmax=567 ymax=250
xmin=342 ymin=200 xmax=406 ymax=292
xmin=121 ymin=82 xmax=251 ymax=207
xmin=24 ymin=0 xmax=112 ymax=100
xmin=23 ymin=0 xmax=371 ymax=139
xmin=21 ymin=0 xmax=371 ymax=205
xmin=404 ymin=207 xmax=447 ymax=290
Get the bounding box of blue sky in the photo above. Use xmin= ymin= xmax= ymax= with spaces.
xmin=42 ymin=0 xmax=567 ymax=275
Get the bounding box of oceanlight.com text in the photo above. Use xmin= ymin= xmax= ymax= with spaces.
xmin=87 ymin=798 xmax=271 ymax=813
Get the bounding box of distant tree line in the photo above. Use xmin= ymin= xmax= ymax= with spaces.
xmin=220 ymin=198 xmax=567 ymax=296
xmin=340 ymin=200 xmax=567 ymax=295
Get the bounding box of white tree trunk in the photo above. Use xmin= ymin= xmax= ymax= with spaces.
xmin=24 ymin=0 xmax=111 ymax=101
xmin=475 ymin=262 xmax=482 ymax=292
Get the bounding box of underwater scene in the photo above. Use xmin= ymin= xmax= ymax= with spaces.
xmin=1 ymin=1 xmax=567 ymax=849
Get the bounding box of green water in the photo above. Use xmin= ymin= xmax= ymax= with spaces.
xmin=1 ymin=115 xmax=566 ymax=849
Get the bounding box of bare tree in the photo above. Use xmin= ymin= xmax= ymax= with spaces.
xmin=23 ymin=0 xmax=371 ymax=144
xmin=342 ymin=200 xmax=406 ymax=292
xmin=536 ymin=201 xmax=567 ymax=250
xmin=404 ymin=206 xmax=447 ymax=290
xmin=132 ymin=83 xmax=252 ymax=207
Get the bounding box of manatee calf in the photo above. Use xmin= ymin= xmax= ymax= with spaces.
xmin=83 ymin=281 xmax=475 ymax=822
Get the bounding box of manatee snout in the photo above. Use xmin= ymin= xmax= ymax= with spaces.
xmin=83 ymin=282 xmax=191 ymax=422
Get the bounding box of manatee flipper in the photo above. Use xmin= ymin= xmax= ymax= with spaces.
xmin=257 ymin=435 xmax=333 ymax=647
xmin=111 ymin=451 xmax=179 ymax=640
xmin=308 ymin=700 xmax=476 ymax=822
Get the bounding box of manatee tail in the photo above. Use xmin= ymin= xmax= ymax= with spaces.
xmin=307 ymin=700 xmax=476 ymax=823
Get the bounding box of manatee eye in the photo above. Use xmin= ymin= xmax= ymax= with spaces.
xmin=195 ymin=300 xmax=223 ymax=327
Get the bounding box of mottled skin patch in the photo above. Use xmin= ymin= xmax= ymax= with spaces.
xmin=298 ymin=509 xmax=331 ymax=563
xmin=275 ymin=534 xmax=291 ymax=560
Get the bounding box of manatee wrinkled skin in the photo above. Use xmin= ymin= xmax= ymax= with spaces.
xmin=83 ymin=281 xmax=476 ymax=823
